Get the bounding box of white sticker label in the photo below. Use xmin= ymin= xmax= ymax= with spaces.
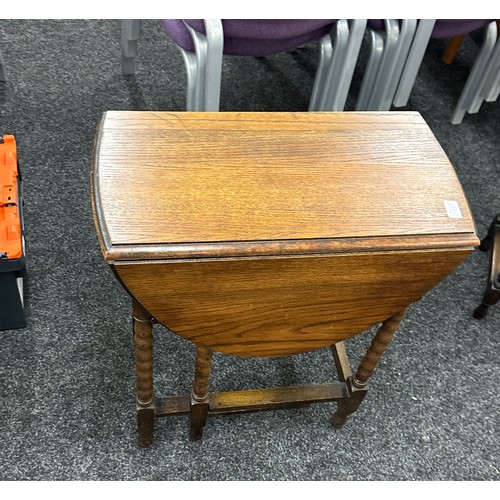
xmin=444 ymin=200 xmax=463 ymax=219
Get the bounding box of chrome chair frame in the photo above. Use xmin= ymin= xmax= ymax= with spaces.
xmin=121 ymin=19 xmax=367 ymax=112
xmin=356 ymin=19 xmax=417 ymax=111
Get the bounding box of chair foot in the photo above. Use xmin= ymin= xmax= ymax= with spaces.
xmin=121 ymin=20 xmax=141 ymax=75
xmin=121 ymin=56 xmax=136 ymax=76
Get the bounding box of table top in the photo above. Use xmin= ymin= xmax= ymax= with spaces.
xmin=92 ymin=111 xmax=477 ymax=261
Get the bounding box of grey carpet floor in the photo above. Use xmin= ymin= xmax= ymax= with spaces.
xmin=0 ymin=19 xmax=498 ymax=481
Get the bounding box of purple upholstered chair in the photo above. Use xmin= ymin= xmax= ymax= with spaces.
xmin=389 ymin=19 xmax=497 ymax=124
xmin=163 ymin=20 xmax=337 ymax=57
xmin=152 ymin=19 xmax=367 ymax=111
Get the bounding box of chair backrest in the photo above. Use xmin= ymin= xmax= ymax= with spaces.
xmin=161 ymin=20 xmax=337 ymax=56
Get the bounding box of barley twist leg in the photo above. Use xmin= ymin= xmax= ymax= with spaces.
xmin=133 ymin=299 xmax=155 ymax=447
xmin=331 ymin=308 xmax=407 ymax=428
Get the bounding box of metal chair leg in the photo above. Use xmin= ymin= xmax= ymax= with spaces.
xmin=178 ymin=46 xmax=199 ymax=111
xmin=356 ymin=29 xmax=385 ymax=110
xmin=380 ymin=19 xmax=417 ymax=110
xmin=331 ymin=19 xmax=367 ymax=111
xmin=471 ymin=29 xmax=500 ymax=109
xmin=121 ymin=19 xmax=141 ymax=75
xmin=185 ymin=20 xmax=224 ymax=111
xmin=393 ymin=20 xmax=436 ymax=107
xmin=451 ymin=22 xmax=497 ymax=124
xmin=317 ymin=20 xmax=349 ymax=111
xmin=319 ymin=19 xmax=367 ymax=112
xmin=309 ymin=34 xmax=333 ymax=111
xmin=185 ymin=24 xmax=209 ymax=111
xmin=367 ymin=19 xmax=400 ymax=110
xmin=203 ymin=20 xmax=223 ymax=111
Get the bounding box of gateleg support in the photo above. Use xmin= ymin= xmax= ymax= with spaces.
xmin=331 ymin=341 xmax=352 ymax=382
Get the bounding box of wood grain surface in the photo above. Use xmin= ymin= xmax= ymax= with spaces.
xmin=93 ymin=111 xmax=477 ymax=251
xmin=115 ymin=249 xmax=470 ymax=357
xmin=92 ymin=111 xmax=478 ymax=358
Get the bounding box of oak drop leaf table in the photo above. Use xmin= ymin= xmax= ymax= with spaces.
xmin=91 ymin=111 xmax=478 ymax=447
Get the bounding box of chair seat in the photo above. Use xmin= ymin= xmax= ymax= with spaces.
xmin=161 ymin=19 xmax=336 ymax=56
xmin=431 ymin=19 xmax=494 ymax=39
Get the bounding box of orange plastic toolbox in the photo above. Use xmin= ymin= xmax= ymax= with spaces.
xmin=0 ymin=135 xmax=26 ymax=330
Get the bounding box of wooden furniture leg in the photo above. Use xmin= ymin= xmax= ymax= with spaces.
xmin=190 ymin=345 xmax=213 ymax=441
xmin=132 ymin=299 xmax=155 ymax=447
xmin=473 ymin=214 xmax=500 ymax=319
xmin=442 ymin=35 xmax=465 ymax=64
xmin=331 ymin=308 xmax=407 ymax=428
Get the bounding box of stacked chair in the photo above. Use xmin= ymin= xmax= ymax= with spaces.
xmin=355 ymin=19 xmax=418 ymax=111
xmin=465 ymin=23 xmax=500 ymax=118
xmin=122 ymin=19 xmax=367 ymax=111
xmin=122 ymin=19 xmax=499 ymax=123
xmin=388 ymin=19 xmax=498 ymax=124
